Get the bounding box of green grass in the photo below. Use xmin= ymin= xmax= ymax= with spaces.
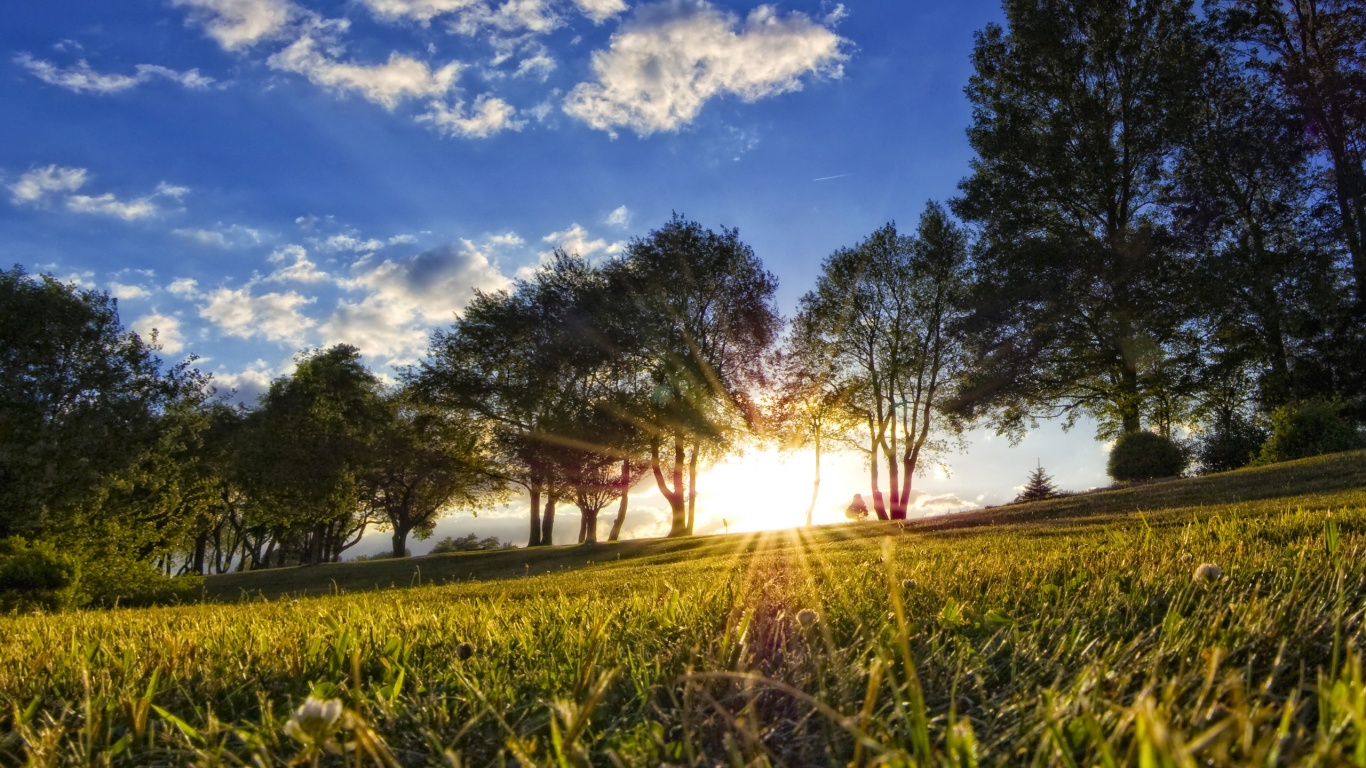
xmin=2 ymin=451 xmax=1366 ymax=765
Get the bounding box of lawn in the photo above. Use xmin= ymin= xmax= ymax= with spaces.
xmin=2 ymin=451 xmax=1365 ymax=765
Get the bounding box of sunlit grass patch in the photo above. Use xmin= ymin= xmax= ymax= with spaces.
xmin=2 ymin=452 xmax=1365 ymax=765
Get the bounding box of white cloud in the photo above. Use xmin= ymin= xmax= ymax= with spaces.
xmin=210 ymin=359 xmax=276 ymax=403
xmin=447 ymin=0 xmax=559 ymax=36
xmin=267 ymin=34 xmax=461 ymax=110
xmin=167 ymin=277 xmax=201 ymax=297
xmin=388 ymin=233 xmax=419 ymax=245
xmin=419 ymin=94 xmax=524 ymax=138
xmin=326 ymin=240 xmax=511 ymax=362
xmin=574 ymin=0 xmax=628 ymax=23
xmin=131 ymin=312 xmax=186 ymax=354
xmin=358 ymin=0 xmax=482 ymax=24
xmin=173 ymin=223 xmax=266 ymax=248
xmin=108 ymin=282 xmax=151 ymax=301
xmin=265 ymin=244 xmax=330 ymax=283
xmin=66 ymin=193 xmax=159 ymax=220
xmin=564 ymin=0 xmax=847 ymax=136
xmin=319 ymin=232 xmax=385 ymax=252
xmin=541 ymin=223 xmax=607 ymax=257
xmin=199 ymin=285 xmax=316 ymax=343
xmin=512 ymin=52 xmax=556 ymax=80
xmin=605 ymin=204 xmax=630 ymax=228
xmin=172 ymin=0 xmax=297 ymax=50
xmin=15 ymin=54 xmax=215 ymax=94
xmin=10 ymin=165 xmax=185 ymax=220
xmin=8 ymin=165 xmax=87 ymax=204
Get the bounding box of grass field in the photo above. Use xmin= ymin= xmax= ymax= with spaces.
xmin=2 ymin=451 xmax=1365 ymax=766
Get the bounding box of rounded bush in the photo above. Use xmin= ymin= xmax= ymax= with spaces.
xmin=1196 ymin=413 xmax=1267 ymax=474
xmin=0 ymin=537 xmax=83 ymax=612
xmin=1255 ymin=399 xmax=1363 ymax=465
xmin=1107 ymin=431 xmax=1187 ymax=482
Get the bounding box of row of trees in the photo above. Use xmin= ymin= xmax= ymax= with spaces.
xmin=4 ymin=0 xmax=1364 ymax=595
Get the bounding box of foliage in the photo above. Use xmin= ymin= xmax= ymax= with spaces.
xmin=0 ymin=537 xmax=82 ymax=613
xmin=238 ymin=345 xmax=388 ymax=565
xmin=1108 ymin=431 xmax=1189 ymax=481
xmin=794 ymin=203 xmax=969 ymax=521
xmin=1256 ymin=398 xmax=1365 ymax=465
xmin=844 ymin=493 xmax=869 ymax=520
xmin=952 ymin=0 xmax=1206 ymax=438
xmin=428 ymin=533 xmax=513 ymax=554
xmin=1014 ymin=464 xmax=1058 ymax=503
xmin=0 ymin=266 xmax=195 ymax=540
xmin=609 ymin=215 xmax=782 ymax=536
xmin=1 ymin=453 xmax=1365 ymax=764
xmin=1195 ymin=410 xmax=1268 ymax=474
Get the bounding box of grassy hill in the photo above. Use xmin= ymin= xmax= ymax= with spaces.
xmin=205 ymin=449 xmax=1366 ymax=601
xmin=2 ymin=450 xmax=1365 ymax=766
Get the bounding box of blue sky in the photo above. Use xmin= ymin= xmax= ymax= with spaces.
xmin=1 ymin=0 xmax=1113 ymax=548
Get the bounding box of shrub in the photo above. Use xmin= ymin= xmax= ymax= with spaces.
xmin=428 ymin=534 xmax=511 ymax=555
xmin=0 ymin=537 xmax=84 ymax=612
xmin=1255 ymin=399 xmax=1364 ymax=465
xmin=1195 ymin=412 xmax=1267 ymax=474
xmin=1107 ymin=431 xmax=1187 ymax=482
xmin=81 ymin=554 xmax=203 ymax=608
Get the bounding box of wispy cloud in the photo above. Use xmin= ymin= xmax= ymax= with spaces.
xmin=267 ymin=35 xmax=462 ymax=110
xmin=8 ymin=165 xmax=187 ymax=221
xmin=16 ymin=54 xmax=214 ymax=94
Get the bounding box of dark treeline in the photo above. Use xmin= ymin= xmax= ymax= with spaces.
xmin=2 ymin=0 xmax=1364 ymax=608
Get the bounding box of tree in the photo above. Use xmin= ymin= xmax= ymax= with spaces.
xmin=607 ymin=216 xmax=782 ymax=536
xmin=1014 ymin=463 xmax=1058 ymax=503
xmin=0 ymin=267 xmax=192 ymax=539
xmin=415 ymin=251 xmax=645 ymax=546
xmin=1170 ymin=19 xmax=1346 ymax=412
xmin=1217 ymin=0 xmax=1366 ymax=305
xmin=370 ymin=388 xmax=507 ymax=558
xmin=240 ymin=345 xmax=387 ymax=565
xmin=769 ymin=331 xmax=854 ymax=527
xmin=793 ymin=204 xmax=969 ymax=521
xmin=952 ymin=0 xmax=1206 ymax=439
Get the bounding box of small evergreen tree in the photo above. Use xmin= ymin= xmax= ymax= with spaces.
xmin=1014 ymin=462 xmax=1057 ymax=503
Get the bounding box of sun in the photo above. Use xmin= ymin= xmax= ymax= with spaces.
xmin=693 ymin=447 xmax=853 ymax=534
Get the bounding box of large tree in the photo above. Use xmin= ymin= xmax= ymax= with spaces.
xmin=606 ymin=216 xmax=782 ymax=537
xmin=1169 ymin=28 xmax=1344 ymax=414
xmin=370 ymin=388 xmax=507 ymax=558
xmin=0 ymin=267 xmax=198 ymax=539
xmin=793 ymin=204 xmax=969 ymax=521
xmin=1217 ymin=0 xmax=1366 ymax=305
xmin=239 ymin=345 xmax=387 ymax=565
xmin=952 ymin=0 xmax=1207 ymax=438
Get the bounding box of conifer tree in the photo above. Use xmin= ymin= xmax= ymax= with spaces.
xmin=1015 ymin=462 xmax=1058 ymax=503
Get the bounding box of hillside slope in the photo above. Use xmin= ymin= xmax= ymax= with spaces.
xmin=205 ymin=449 xmax=1366 ymax=601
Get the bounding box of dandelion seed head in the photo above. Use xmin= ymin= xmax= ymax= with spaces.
xmin=796 ymin=608 xmax=819 ymax=627
xmin=1193 ymin=563 xmax=1222 ymax=582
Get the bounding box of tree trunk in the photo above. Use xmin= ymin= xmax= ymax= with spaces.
xmin=869 ymin=418 xmax=889 ymax=520
xmin=609 ymin=459 xmax=630 ymax=542
xmin=539 ymin=493 xmax=557 ymax=546
xmin=578 ymin=509 xmax=588 ymax=544
xmin=685 ymin=440 xmax=698 ymax=535
xmin=888 ymin=405 xmax=904 ymax=520
xmin=391 ymin=524 xmax=411 ymax=558
xmin=528 ymin=482 xmax=542 ymax=548
xmin=652 ymin=435 xmax=689 ymax=537
xmin=192 ymin=533 xmax=207 ymax=575
xmin=805 ymin=430 xmax=821 ymax=527
xmin=582 ymin=508 xmax=599 ymax=544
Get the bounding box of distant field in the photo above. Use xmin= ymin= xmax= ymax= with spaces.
xmin=3 ymin=451 xmax=1365 ymax=765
